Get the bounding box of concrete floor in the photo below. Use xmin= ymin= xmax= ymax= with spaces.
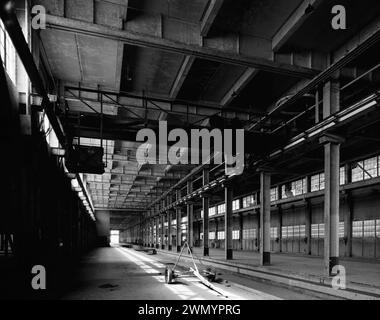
xmin=62 ymin=246 xmax=335 ymax=300
xmin=184 ymin=248 xmax=380 ymax=289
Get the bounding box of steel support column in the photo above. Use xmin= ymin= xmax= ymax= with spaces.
xmin=202 ymin=169 xmax=210 ymax=256
xmin=161 ymin=214 xmax=165 ymax=250
xmin=260 ymin=171 xmax=271 ymax=266
xmin=167 ymin=209 xmax=172 ymax=251
xmin=187 ymin=181 xmax=193 ymax=251
xmin=176 ymin=190 xmax=182 ymax=252
xmin=225 ymin=185 xmax=233 ymax=260
xmin=321 ymin=80 xmax=342 ymax=276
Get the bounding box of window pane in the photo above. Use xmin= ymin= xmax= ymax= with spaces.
xmin=364 ymin=157 xmax=378 ymax=180
xmin=352 ymin=162 xmax=364 ymax=182
xmin=270 ymin=227 xmax=278 ymax=239
xmin=340 ymin=167 xmax=346 ymax=185
xmin=339 ymin=222 xmax=345 ymax=238
xmin=363 ymin=220 xmax=375 ymax=237
xmin=270 ymin=188 xmax=278 ymax=201
xmin=282 ymin=226 xmax=288 ymax=238
xmin=353 ymin=221 xmax=363 ymax=238
xmin=311 ymin=224 xmax=319 ymax=238
xmin=318 ymin=224 xmax=325 ymax=237
xmin=232 ymin=200 xmax=240 ymax=211
xmin=311 ymin=174 xmax=320 ymax=192
xmin=300 ymin=225 xmax=306 ymax=237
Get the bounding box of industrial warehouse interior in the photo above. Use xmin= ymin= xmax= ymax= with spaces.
xmin=1 ymin=0 xmax=380 ymax=306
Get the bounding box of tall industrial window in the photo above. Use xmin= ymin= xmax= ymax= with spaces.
xmin=232 ymin=230 xmax=240 ymax=240
xmin=281 ymin=178 xmax=307 ymax=198
xmin=110 ymin=230 xmax=120 ymax=244
xmin=311 ymin=223 xmax=325 ymax=238
xmin=340 ymin=167 xmax=346 ymax=185
xmin=217 ymin=231 xmax=225 ymax=240
xmin=291 ymin=178 xmax=307 ymax=196
xmin=242 ymin=194 xmax=256 ymax=208
xmin=352 ymin=156 xmax=379 ymax=182
xmin=339 ymin=222 xmax=345 ymax=238
xmin=217 ymin=203 xmax=225 ymax=215
xmin=363 ymin=220 xmax=375 ymax=237
xmin=353 ymin=221 xmax=363 ymax=238
xmin=242 ymin=228 xmax=256 ymax=239
xmin=209 ymin=232 xmax=215 ymax=240
xmin=311 ymin=173 xmax=325 ymax=192
xmin=0 ymin=20 xmax=16 ymax=84
xmin=270 ymin=227 xmax=278 ymax=239
xmin=283 ymin=225 xmax=306 ymax=238
xmin=270 ymin=188 xmax=278 ymax=201
xmin=232 ymin=199 xmax=240 ymax=211
xmin=376 ymin=220 xmax=380 ymax=238
xmin=209 ymin=206 xmax=216 ymax=216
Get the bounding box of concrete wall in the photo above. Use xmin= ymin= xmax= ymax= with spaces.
xmin=95 ymin=210 xmax=110 ymax=247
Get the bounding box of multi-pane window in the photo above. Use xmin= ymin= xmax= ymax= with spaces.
xmin=281 ymin=179 xmax=307 ymax=198
xmin=209 ymin=206 xmax=216 ymax=216
xmin=282 ymin=225 xmax=306 ymax=238
xmin=270 ymin=188 xmax=278 ymax=201
xmin=0 ymin=20 xmax=16 ymax=84
xmin=292 ymin=178 xmax=307 ymax=196
xmin=340 ymin=167 xmax=346 ymax=185
xmin=232 ymin=230 xmax=240 ymax=240
xmin=217 ymin=203 xmax=225 ymax=215
xmin=243 ymin=228 xmax=256 ymax=239
xmin=353 ymin=221 xmax=363 ymax=238
xmin=352 ymin=220 xmax=379 ymax=237
xmin=282 ymin=226 xmax=288 ymax=239
xmin=311 ymin=224 xmax=319 ymax=238
xmin=209 ymin=232 xmax=216 ymax=240
xmin=352 ymin=161 xmax=364 ymax=182
xmin=364 ymin=220 xmax=376 ymax=237
xmin=311 ymin=223 xmax=325 ymax=239
xmin=270 ymin=227 xmax=278 ymax=239
xmin=352 ymin=156 xmax=379 ymax=182
xmin=339 ymin=222 xmax=345 ymax=238
xmin=232 ymin=199 xmax=240 ymax=211
xmin=300 ymin=225 xmax=306 ymax=237
xmin=364 ymin=157 xmax=378 ymax=180
xmin=217 ymin=231 xmax=225 ymax=240
xmin=200 ymin=232 xmax=203 ymax=240
xmin=311 ymin=173 xmax=325 ymax=192
xmin=242 ymin=194 xmax=256 ymax=208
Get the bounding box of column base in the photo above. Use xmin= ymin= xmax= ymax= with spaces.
xmin=168 ymin=245 xmax=172 ymax=251
xmin=329 ymin=257 xmax=340 ymax=275
xmin=226 ymin=249 xmax=233 ymax=260
xmin=177 ymin=246 xmax=181 ymax=253
xmin=203 ymin=247 xmax=209 ymax=256
xmin=261 ymin=251 xmax=271 ymax=266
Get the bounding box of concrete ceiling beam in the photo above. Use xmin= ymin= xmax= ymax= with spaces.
xmin=200 ymin=0 xmax=224 ymax=37
xmin=272 ymin=0 xmax=325 ymax=52
xmin=45 ymin=14 xmax=317 ymax=78
xmin=221 ymin=67 xmax=259 ymax=106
